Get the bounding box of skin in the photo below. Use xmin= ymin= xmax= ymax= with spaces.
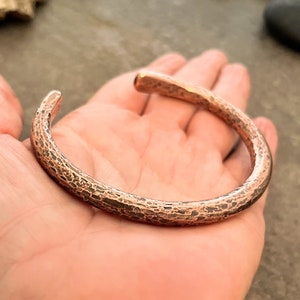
xmin=0 ymin=50 xmax=278 ymax=300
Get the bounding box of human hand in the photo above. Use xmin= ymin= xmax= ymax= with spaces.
xmin=0 ymin=50 xmax=278 ymax=300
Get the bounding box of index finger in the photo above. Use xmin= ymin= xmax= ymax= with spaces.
xmin=88 ymin=53 xmax=186 ymax=114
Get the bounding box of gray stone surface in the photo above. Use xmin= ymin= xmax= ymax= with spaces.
xmin=0 ymin=0 xmax=299 ymax=298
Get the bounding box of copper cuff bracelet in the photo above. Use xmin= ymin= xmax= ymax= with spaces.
xmin=30 ymin=71 xmax=272 ymax=226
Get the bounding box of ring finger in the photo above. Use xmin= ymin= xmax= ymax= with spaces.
xmin=143 ymin=49 xmax=228 ymax=129
xmin=187 ymin=63 xmax=251 ymax=159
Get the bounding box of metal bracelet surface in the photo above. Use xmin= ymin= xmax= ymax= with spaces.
xmin=30 ymin=71 xmax=272 ymax=226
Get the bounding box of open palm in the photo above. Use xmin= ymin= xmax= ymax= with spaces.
xmin=0 ymin=50 xmax=277 ymax=300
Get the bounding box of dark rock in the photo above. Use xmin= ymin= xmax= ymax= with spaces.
xmin=264 ymin=0 xmax=300 ymax=50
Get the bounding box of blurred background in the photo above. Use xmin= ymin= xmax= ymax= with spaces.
xmin=0 ymin=1 xmax=299 ymax=298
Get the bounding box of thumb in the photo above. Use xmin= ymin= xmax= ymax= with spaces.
xmin=0 ymin=76 xmax=23 ymax=139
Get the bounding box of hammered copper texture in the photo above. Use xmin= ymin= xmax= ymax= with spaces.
xmin=30 ymin=72 xmax=272 ymax=226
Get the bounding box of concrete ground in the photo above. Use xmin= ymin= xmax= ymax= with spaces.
xmin=0 ymin=0 xmax=299 ymax=299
